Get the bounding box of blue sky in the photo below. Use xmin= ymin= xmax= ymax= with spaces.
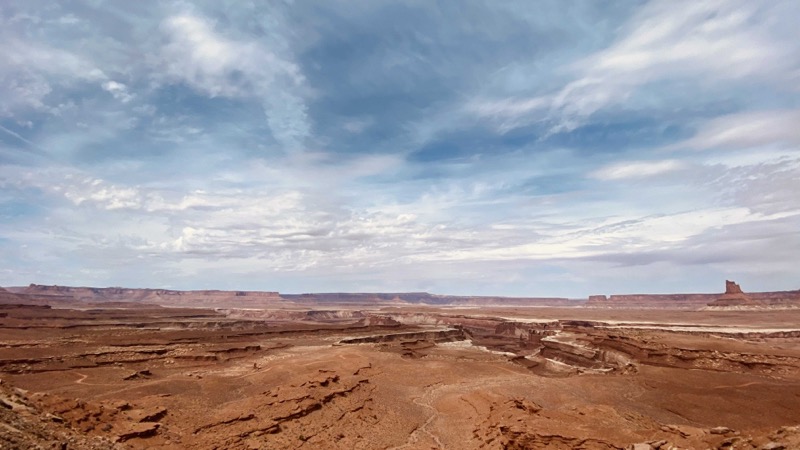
xmin=1 ymin=1 xmax=799 ymax=297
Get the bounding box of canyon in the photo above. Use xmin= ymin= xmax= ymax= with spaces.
xmin=1 ymin=282 xmax=800 ymax=449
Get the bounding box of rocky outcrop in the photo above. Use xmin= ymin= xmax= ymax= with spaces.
xmin=356 ymin=315 xmax=401 ymax=327
xmin=726 ymin=280 xmax=744 ymax=294
xmin=0 ymin=378 xmax=122 ymax=449
xmin=708 ymin=280 xmax=762 ymax=307
xmin=122 ymin=369 xmax=153 ymax=380
xmin=0 ymin=288 xmax=30 ymax=304
xmin=305 ymin=310 xmax=364 ymax=320
xmin=191 ymin=366 xmax=379 ymax=448
xmin=587 ymin=331 xmax=800 ymax=377
xmin=115 ymin=422 xmax=160 ymax=442
xmin=468 ymin=387 xmax=800 ymax=450
xmin=586 ymin=293 xmax=716 ymax=309
xmin=127 ymin=406 xmax=168 ymax=423
xmin=0 ymin=376 xmax=171 ymax=447
xmin=469 ymin=392 xmax=623 ymax=449
xmin=282 ymin=291 xmax=580 ymax=306
xmin=0 ymin=287 xmax=56 ymax=307
xmin=534 ymin=332 xmax=635 ymax=375
xmin=339 ymin=328 xmax=466 ymax=344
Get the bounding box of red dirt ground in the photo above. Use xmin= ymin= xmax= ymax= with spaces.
xmin=2 ymin=302 xmax=800 ymax=449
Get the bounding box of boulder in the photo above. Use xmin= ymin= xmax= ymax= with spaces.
xmin=628 ymin=444 xmax=653 ymax=450
xmin=762 ymin=443 xmax=786 ymax=450
xmin=115 ymin=422 xmax=159 ymax=442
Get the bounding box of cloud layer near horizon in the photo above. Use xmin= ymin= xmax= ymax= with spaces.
xmin=1 ymin=1 xmax=799 ymax=297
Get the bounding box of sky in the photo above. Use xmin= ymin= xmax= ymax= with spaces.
xmin=1 ymin=1 xmax=799 ymax=298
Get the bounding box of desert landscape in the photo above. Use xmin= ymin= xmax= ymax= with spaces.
xmin=1 ymin=282 xmax=800 ymax=450
xmin=5 ymin=1 xmax=800 ymax=449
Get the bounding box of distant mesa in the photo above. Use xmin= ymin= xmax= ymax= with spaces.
xmin=587 ymin=280 xmax=800 ymax=309
xmin=1 ymin=284 xmax=578 ymax=308
xmin=7 ymin=283 xmax=283 ymax=308
xmin=585 ymin=292 xmax=714 ymax=309
xmin=4 ymin=281 xmax=800 ymax=310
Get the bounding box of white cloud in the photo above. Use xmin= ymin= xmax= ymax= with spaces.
xmin=469 ymin=1 xmax=800 ymax=134
xmin=156 ymin=13 xmax=309 ymax=151
xmin=709 ymin=157 xmax=800 ymax=215
xmin=466 ymin=97 xmax=550 ymax=119
xmin=592 ymin=159 xmax=685 ymax=180
xmin=0 ymin=36 xmax=107 ymax=115
xmin=548 ymin=1 xmax=796 ymax=133
xmin=464 ymin=96 xmax=552 ymax=133
xmin=342 ymin=117 xmax=374 ymax=134
xmin=419 ymin=207 xmax=793 ymax=263
xmin=678 ymin=109 xmax=800 ymax=151
xmin=3 ymin=153 xmax=799 ymax=294
xmin=159 ymin=15 xmax=252 ymax=97
xmin=0 ymin=70 xmax=52 ymax=116
xmin=54 ymin=14 xmax=80 ymax=25
xmin=101 ymin=80 xmax=134 ymax=103
xmin=49 ymin=175 xmax=142 ymax=211
xmin=1 ymin=2 xmax=798 ymax=295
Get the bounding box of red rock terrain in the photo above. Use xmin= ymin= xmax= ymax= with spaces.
xmin=2 ymin=283 xmax=800 ymax=449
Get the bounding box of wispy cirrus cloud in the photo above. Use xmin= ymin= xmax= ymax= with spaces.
xmin=676 ymin=109 xmax=800 ymax=151
xmin=155 ymin=12 xmax=310 ymax=152
xmin=592 ymin=160 xmax=686 ymax=180
xmin=0 ymin=37 xmax=105 ymax=115
xmin=469 ymin=0 xmax=800 ymax=135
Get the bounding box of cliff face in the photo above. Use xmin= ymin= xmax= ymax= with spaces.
xmin=8 ymin=282 xmax=800 ymax=310
xmin=748 ymin=290 xmax=800 ymax=304
xmin=0 ymin=288 xmax=29 ymax=304
xmin=585 ymin=293 xmax=716 ymax=308
xmin=0 ymin=287 xmax=56 ymax=306
xmin=10 ymin=285 xmax=579 ymax=308
xmin=706 ymin=280 xmax=775 ymax=307
xmin=725 ymin=280 xmax=744 ymax=294
xmin=281 ymin=292 xmax=578 ymax=306
xmin=587 ymin=281 xmax=800 ymax=309
xmin=15 ymin=284 xmax=282 ymax=308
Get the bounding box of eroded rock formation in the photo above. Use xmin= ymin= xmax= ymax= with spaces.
xmin=708 ymin=280 xmax=762 ymax=307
